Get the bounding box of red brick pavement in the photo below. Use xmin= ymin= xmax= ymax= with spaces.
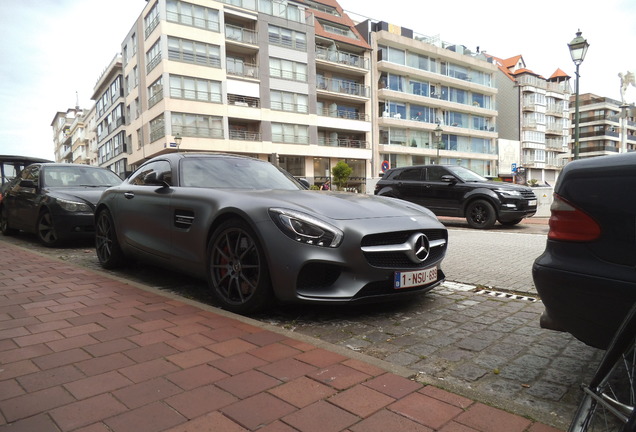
xmin=0 ymin=241 xmax=562 ymax=431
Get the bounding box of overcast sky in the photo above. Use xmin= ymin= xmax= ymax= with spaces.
xmin=1 ymin=0 xmax=634 ymax=160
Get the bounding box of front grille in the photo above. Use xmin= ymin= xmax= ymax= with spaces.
xmin=521 ymin=190 xmax=537 ymax=199
xmin=361 ymin=229 xmax=447 ymax=269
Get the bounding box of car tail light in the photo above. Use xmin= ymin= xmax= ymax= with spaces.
xmin=548 ymin=193 xmax=601 ymax=242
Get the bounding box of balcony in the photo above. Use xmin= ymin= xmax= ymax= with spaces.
xmin=226 ymin=60 xmax=258 ymax=79
xmin=318 ymin=107 xmax=368 ymax=121
xmin=316 ymin=77 xmax=369 ymax=98
xmin=315 ymin=47 xmax=368 ymax=70
xmin=225 ymin=24 xmax=257 ymax=45
xmin=229 ymin=129 xmax=261 ymax=141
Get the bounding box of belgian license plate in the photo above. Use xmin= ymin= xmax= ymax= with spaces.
xmin=394 ymin=266 xmax=437 ymax=289
xmin=528 ymin=199 xmax=537 ymax=206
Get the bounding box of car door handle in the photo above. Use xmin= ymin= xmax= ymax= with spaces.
xmin=124 ymin=192 xmax=135 ymax=199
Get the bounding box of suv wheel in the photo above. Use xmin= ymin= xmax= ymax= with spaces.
xmin=466 ymin=199 xmax=496 ymax=229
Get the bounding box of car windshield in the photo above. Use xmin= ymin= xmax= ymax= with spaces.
xmin=446 ymin=166 xmax=488 ymax=182
xmin=43 ymin=166 xmax=122 ymax=188
xmin=180 ymin=157 xmax=303 ymax=190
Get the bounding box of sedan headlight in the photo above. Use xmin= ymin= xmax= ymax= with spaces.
xmin=56 ymin=198 xmax=91 ymax=212
xmin=269 ymin=208 xmax=343 ymax=248
xmin=495 ymin=189 xmax=522 ymax=198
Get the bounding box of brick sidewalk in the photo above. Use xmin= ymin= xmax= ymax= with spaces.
xmin=0 ymin=241 xmax=561 ymax=431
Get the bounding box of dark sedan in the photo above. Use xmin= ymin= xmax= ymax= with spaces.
xmin=95 ymin=153 xmax=448 ymax=313
xmin=0 ymin=163 xmax=122 ymax=246
xmin=533 ymin=152 xmax=636 ymax=349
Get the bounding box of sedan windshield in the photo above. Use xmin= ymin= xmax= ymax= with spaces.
xmin=43 ymin=166 xmax=122 ymax=188
xmin=446 ymin=166 xmax=487 ymax=182
xmin=180 ymin=157 xmax=303 ymax=190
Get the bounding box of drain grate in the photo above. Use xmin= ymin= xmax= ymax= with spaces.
xmin=474 ymin=289 xmax=537 ymax=302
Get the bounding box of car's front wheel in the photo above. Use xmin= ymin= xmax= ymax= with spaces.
xmin=465 ymin=200 xmax=496 ymax=229
xmin=95 ymin=209 xmax=125 ymax=269
xmin=207 ymin=219 xmax=273 ymax=314
xmin=37 ymin=209 xmax=61 ymax=246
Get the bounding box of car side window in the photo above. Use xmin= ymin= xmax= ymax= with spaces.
xmin=129 ymin=161 xmax=172 ymax=186
xmin=426 ymin=166 xmax=449 ymax=182
xmin=396 ymin=168 xmax=422 ymax=181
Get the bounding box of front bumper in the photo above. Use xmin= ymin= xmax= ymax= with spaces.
xmin=257 ymin=215 xmax=448 ymax=304
xmin=50 ymin=210 xmax=96 ymax=240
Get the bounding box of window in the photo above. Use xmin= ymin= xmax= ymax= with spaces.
xmin=409 ymin=80 xmax=429 ymax=97
xmin=169 ymin=75 xmax=222 ymax=103
xmin=168 ymin=37 xmax=221 ymax=68
xmin=148 ymin=77 xmax=163 ymax=108
xmin=144 ymin=2 xmax=159 ymax=39
xmin=407 ymin=52 xmax=430 ymax=71
xmin=149 ymin=114 xmax=165 ymax=142
xmin=271 ymin=123 xmax=309 ymax=144
xmin=271 ymin=91 xmax=308 ymax=113
xmin=409 ymin=105 xmax=435 ymax=123
xmin=146 ymin=41 xmax=161 ymax=73
xmin=130 ymin=160 xmax=172 ymax=186
xmin=268 ymin=25 xmax=306 ymax=50
xmin=397 ymin=168 xmax=422 ymax=181
xmin=269 ymin=58 xmax=307 ymax=82
xmin=379 ymin=45 xmax=405 ymax=65
xmin=172 ymin=113 xmax=223 ymax=138
xmin=166 ymin=0 xmax=220 ymax=31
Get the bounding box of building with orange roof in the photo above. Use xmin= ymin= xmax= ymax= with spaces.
xmin=488 ymin=54 xmax=571 ymax=185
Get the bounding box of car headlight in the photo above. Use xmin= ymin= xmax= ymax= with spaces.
xmin=269 ymin=208 xmax=343 ymax=248
xmin=495 ymin=189 xmax=522 ymax=198
xmin=56 ymin=198 xmax=91 ymax=212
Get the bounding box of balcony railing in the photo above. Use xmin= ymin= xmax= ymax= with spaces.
xmin=225 ymin=24 xmax=258 ymax=45
xmin=316 ymin=77 xmax=369 ymax=98
xmin=227 ymin=61 xmax=258 ymax=79
xmin=229 ymin=130 xmax=262 ymax=141
xmin=228 ymin=94 xmax=260 ymax=107
xmin=148 ymin=89 xmax=164 ymax=108
xmin=315 ymin=47 xmax=369 ymax=70
xmin=318 ymin=138 xmax=369 ymax=149
xmin=318 ymin=107 xmax=368 ymax=121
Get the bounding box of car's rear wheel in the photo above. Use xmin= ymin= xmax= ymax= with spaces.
xmin=95 ymin=209 xmax=125 ymax=269
xmin=207 ymin=219 xmax=273 ymax=314
xmin=36 ymin=209 xmax=61 ymax=247
xmin=0 ymin=205 xmax=17 ymax=236
xmin=465 ymin=200 xmax=496 ymax=229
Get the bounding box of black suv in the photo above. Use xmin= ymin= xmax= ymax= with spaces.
xmin=374 ymin=165 xmax=537 ymax=229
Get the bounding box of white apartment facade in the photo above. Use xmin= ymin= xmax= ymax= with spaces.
xmin=356 ymin=21 xmax=499 ymax=177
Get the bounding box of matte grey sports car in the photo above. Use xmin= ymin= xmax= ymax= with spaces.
xmin=95 ymin=153 xmax=448 ymax=313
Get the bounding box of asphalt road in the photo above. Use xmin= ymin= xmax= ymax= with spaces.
xmin=0 ymin=219 xmax=600 ymax=431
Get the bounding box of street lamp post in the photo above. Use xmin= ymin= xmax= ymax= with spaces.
xmin=434 ymin=122 xmax=443 ymax=164
xmin=568 ymin=30 xmax=589 ymax=160
xmin=174 ymin=133 xmax=182 ymax=152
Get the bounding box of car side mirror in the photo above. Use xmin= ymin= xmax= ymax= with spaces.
xmin=19 ymin=179 xmax=36 ymax=188
xmin=441 ymin=175 xmax=458 ymax=184
xmin=297 ymin=178 xmax=310 ymax=189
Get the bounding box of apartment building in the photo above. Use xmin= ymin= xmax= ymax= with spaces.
xmin=490 ymin=55 xmax=571 ymax=185
xmin=51 ymin=106 xmax=91 ymax=164
xmin=117 ymin=0 xmax=372 ymax=190
xmin=92 ymin=55 xmax=128 ymax=177
xmin=355 ymin=21 xmax=499 ymax=177
xmin=575 ymin=93 xmax=636 ymax=157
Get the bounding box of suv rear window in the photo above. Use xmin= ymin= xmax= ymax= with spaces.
xmin=396 ymin=168 xmax=422 ymax=181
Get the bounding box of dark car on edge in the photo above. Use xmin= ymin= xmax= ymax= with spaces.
xmin=375 ymin=164 xmax=537 ymax=229
xmin=94 ymin=153 xmax=448 ymax=314
xmin=1 ymin=163 xmax=123 ymax=246
xmin=533 ymin=152 xmax=636 ymax=349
